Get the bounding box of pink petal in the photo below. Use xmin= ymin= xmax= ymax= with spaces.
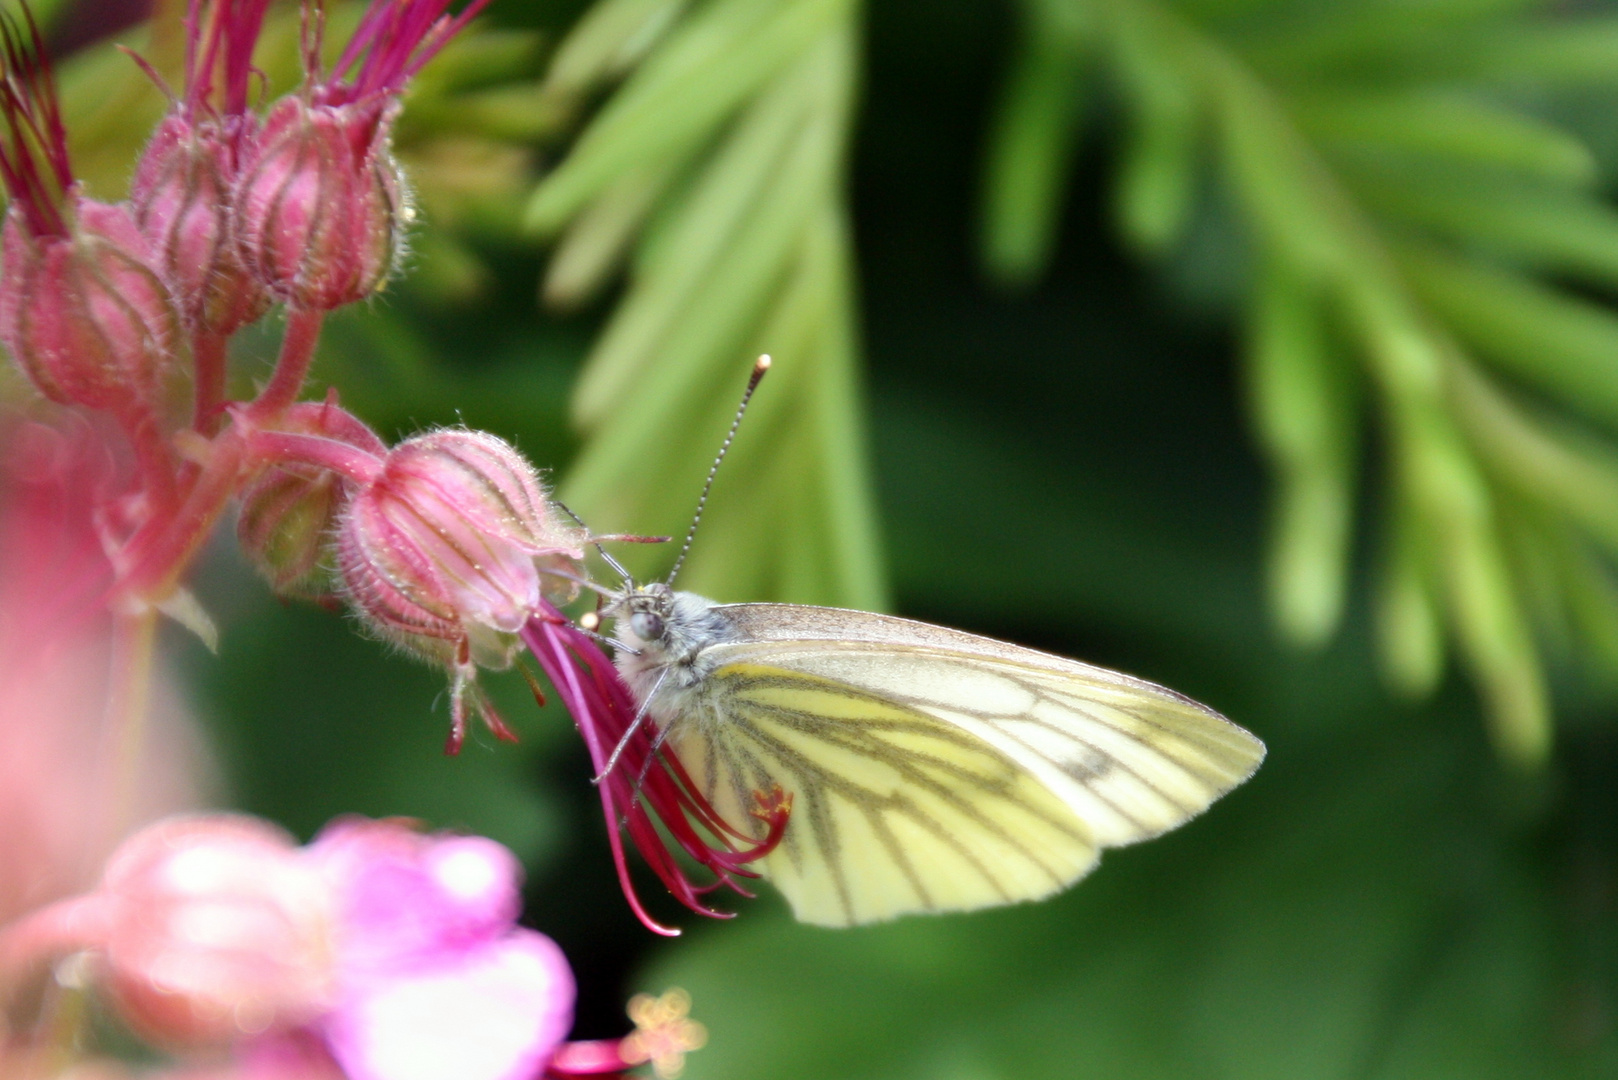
xmin=306 ymin=820 xmax=523 ymax=972
xmin=323 ymin=930 xmax=574 ymax=1080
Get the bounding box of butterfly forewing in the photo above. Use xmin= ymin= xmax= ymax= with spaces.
xmin=679 ymin=604 xmax=1264 ymax=925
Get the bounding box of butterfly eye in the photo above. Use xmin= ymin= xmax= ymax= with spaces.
xmin=631 ymin=611 xmax=665 ymax=641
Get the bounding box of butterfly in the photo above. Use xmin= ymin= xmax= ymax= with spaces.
xmin=600 ymin=579 xmax=1265 ymax=928
xmin=565 ymin=356 xmax=1264 ymax=927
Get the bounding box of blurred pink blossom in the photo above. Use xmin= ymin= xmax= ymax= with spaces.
xmin=2 ymin=815 xmax=577 ymax=1080
xmin=98 ymin=816 xmax=337 ymax=1049
xmin=305 ymin=818 xmax=574 ymax=1080
xmin=0 ymin=415 xmax=208 ymax=926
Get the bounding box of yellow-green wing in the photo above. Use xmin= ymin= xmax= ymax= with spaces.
xmin=666 ymin=661 xmax=1099 ymax=927
xmin=676 ymin=605 xmax=1265 ymax=927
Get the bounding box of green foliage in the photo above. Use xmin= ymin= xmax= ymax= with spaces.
xmin=981 ymin=0 xmax=1618 ymax=766
xmin=651 ymin=725 xmax=1606 ymax=1080
xmin=526 ymin=0 xmax=887 ymax=608
xmin=640 ymin=336 xmax=1618 ymax=1076
xmin=26 ymin=1 xmax=1618 ymax=1075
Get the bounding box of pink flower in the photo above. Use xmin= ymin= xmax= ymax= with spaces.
xmin=522 ymin=610 xmax=791 ymax=937
xmin=305 ymin=819 xmax=574 ymax=1080
xmin=0 ymin=416 xmax=206 ymax=926
xmin=1 ymin=815 xmax=580 ymax=1080
xmin=262 ymin=417 xmax=790 ymax=931
xmin=97 ymin=816 xmax=337 ymax=1049
xmin=302 ymin=421 xmax=791 ymax=931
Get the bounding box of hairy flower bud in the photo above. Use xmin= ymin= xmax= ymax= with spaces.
xmin=0 ymin=197 xmax=187 ymax=428
xmin=234 ymin=97 xmax=404 ymax=311
xmin=131 ymin=115 xmax=269 ymax=335
xmin=97 ymin=816 xmax=337 ymax=1050
xmin=238 ymin=400 xmax=387 ymax=597
xmin=335 ymin=430 xmax=584 ymax=752
xmin=335 ymin=430 xmax=583 ymax=668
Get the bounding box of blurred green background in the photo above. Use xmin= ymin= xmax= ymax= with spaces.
xmin=49 ymin=0 xmax=1618 ymax=1075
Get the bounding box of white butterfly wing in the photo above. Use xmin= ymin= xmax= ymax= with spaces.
xmin=665 ymin=604 xmax=1264 ymax=927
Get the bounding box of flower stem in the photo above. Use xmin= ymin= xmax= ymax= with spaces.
xmin=116 ymin=428 xmax=247 ymax=602
xmin=100 ymin=609 xmax=158 ymax=849
xmin=123 ymin=408 xmax=179 ymax=516
xmin=248 ymin=307 xmax=324 ymax=419
xmin=245 ymin=428 xmax=385 ymax=485
xmin=192 ymin=328 xmax=232 ymax=435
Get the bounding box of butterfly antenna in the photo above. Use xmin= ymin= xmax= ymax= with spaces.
xmin=554 ymin=498 xmax=634 ymax=585
xmin=668 ymin=354 xmax=771 ymax=586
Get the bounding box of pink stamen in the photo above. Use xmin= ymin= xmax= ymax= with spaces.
xmin=0 ymin=7 xmax=71 ymax=237
xmin=175 ymin=0 xmax=275 ymax=118
xmin=327 ymin=0 xmax=492 ymax=104
xmin=521 ymin=605 xmax=791 ymax=935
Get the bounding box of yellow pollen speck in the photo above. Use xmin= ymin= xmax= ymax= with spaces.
xmin=579 ymin=611 xmax=601 ymax=632
xmin=621 ymin=988 xmax=707 ymax=1080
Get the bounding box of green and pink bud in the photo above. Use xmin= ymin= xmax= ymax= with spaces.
xmin=232 ymin=95 xmax=404 ymax=312
xmin=132 ymin=115 xmax=269 ymax=336
xmin=237 ymin=396 xmax=387 ymax=598
xmin=0 ymin=10 xmax=188 ymax=491
xmin=0 ymin=198 xmax=187 ymax=426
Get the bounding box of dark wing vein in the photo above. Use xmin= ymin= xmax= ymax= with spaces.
xmin=697 ymin=668 xmax=1083 ymax=922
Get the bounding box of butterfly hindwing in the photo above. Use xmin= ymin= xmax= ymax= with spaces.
xmin=668 ymin=604 xmax=1264 ymax=926
xmin=667 ymin=660 xmax=1099 ymax=927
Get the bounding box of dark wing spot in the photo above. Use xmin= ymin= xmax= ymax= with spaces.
xmin=1061 ymin=748 xmax=1114 ymax=783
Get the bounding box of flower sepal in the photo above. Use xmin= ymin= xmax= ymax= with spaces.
xmin=237 ymin=396 xmax=387 ymax=599
xmin=0 ymin=195 xmax=188 ymax=431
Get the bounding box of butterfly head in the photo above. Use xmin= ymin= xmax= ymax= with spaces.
xmin=605 ymin=583 xmax=736 ymax=695
xmin=614 ymin=582 xmax=675 ymax=648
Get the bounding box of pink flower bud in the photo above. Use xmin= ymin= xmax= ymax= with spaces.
xmin=237 ymin=400 xmax=387 ymax=597
xmin=96 ymin=815 xmax=337 ymax=1050
xmin=131 ymin=115 xmax=269 ymax=336
xmin=233 ymin=97 xmax=404 ymax=311
xmin=0 ymin=197 xmax=188 ymax=428
xmin=335 ymin=430 xmax=583 ymax=753
xmin=335 ymin=430 xmax=583 ymax=665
